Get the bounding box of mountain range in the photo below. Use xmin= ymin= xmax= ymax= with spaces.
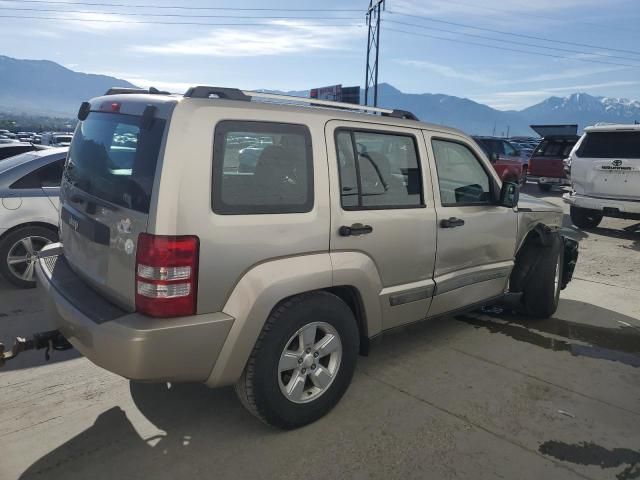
xmin=1 ymin=55 xmax=639 ymax=136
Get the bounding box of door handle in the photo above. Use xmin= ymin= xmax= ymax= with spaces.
xmin=440 ymin=217 xmax=465 ymax=228
xmin=339 ymin=223 xmax=373 ymax=236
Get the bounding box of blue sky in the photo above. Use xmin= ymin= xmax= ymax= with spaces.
xmin=1 ymin=0 xmax=639 ymax=110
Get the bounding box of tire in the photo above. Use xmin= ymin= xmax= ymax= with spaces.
xmin=235 ymin=291 xmax=359 ymax=429
xmin=570 ymin=206 xmax=603 ymax=229
xmin=538 ymin=183 xmax=552 ymax=192
xmin=514 ymin=234 xmax=563 ymax=319
xmin=0 ymin=226 xmax=57 ymax=288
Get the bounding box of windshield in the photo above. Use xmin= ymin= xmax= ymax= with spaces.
xmin=65 ymin=111 xmax=166 ymax=213
xmin=577 ymin=131 xmax=640 ymax=159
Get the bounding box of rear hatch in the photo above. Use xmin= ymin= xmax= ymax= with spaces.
xmin=528 ymin=125 xmax=579 ymax=178
xmin=60 ymin=99 xmax=172 ymax=310
xmin=572 ymin=129 xmax=640 ymax=201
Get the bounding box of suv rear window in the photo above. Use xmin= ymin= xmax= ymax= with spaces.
xmin=65 ymin=112 xmax=166 ymax=213
xmin=533 ymin=138 xmax=576 ymax=158
xmin=212 ymin=121 xmax=313 ymax=215
xmin=577 ymin=131 xmax=640 ymax=159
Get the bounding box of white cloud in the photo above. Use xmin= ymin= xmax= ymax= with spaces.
xmin=395 ymin=59 xmax=494 ymax=84
xmin=132 ymin=20 xmax=364 ymax=57
xmin=391 ymin=0 xmax=623 ymax=19
xmin=55 ymin=12 xmax=144 ymax=33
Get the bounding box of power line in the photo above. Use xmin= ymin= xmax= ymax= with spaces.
xmin=387 ymin=10 xmax=640 ymax=57
xmin=0 ymin=14 xmax=365 ymax=26
xmin=0 ymin=0 xmax=361 ymax=11
xmin=437 ymin=0 xmax=639 ymax=35
xmin=385 ymin=27 xmax=640 ymax=69
xmin=1 ymin=7 xmax=361 ymax=19
xmin=385 ymin=19 xmax=640 ymax=64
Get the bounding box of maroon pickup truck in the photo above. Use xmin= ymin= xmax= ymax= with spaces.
xmin=527 ymin=125 xmax=580 ymax=192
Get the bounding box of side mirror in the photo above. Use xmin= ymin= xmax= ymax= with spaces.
xmin=499 ymin=181 xmax=519 ymax=208
xmin=490 ymin=152 xmax=499 ymax=163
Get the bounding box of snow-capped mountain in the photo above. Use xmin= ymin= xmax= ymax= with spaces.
xmin=521 ymin=93 xmax=640 ymax=128
xmin=2 ymin=55 xmax=639 ymax=136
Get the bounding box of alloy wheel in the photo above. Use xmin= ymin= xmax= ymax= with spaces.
xmin=278 ymin=321 xmax=342 ymax=404
xmin=6 ymin=236 xmax=52 ymax=282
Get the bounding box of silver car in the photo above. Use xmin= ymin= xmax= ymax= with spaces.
xmin=34 ymin=87 xmax=577 ymax=429
xmin=0 ymin=148 xmax=66 ymax=287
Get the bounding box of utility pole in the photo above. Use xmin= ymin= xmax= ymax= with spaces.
xmin=364 ymin=0 xmax=385 ymax=107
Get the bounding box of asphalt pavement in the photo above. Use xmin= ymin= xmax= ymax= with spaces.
xmin=1 ymin=184 xmax=639 ymax=480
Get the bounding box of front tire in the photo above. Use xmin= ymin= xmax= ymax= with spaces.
xmin=235 ymin=291 xmax=359 ymax=429
xmin=0 ymin=226 xmax=57 ymax=288
xmin=538 ymin=182 xmax=552 ymax=192
xmin=514 ymin=234 xmax=563 ymax=319
xmin=570 ymin=206 xmax=603 ymax=229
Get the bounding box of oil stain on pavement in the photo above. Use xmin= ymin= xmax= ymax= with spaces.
xmin=539 ymin=441 xmax=640 ymax=480
xmin=456 ymin=308 xmax=640 ymax=368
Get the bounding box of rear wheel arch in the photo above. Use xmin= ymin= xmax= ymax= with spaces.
xmin=0 ymin=221 xmax=58 ymax=242
xmin=325 ymin=285 xmax=369 ymax=355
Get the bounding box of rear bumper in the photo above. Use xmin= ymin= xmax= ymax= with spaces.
xmin=563 ymin=192 xmax=640 ymax=215
xmin=529 ymin=175 xmax=570 ymax=185
xmin=36 ymin=243 xmax=234 ymax=382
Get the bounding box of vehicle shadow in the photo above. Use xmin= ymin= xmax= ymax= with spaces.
xmin=17 ymin=299 xmax=640 ymax=480
xmin=19 ymin=384 xmax=273 ymax=480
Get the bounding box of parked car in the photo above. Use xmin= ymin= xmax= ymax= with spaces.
xmin=472 ymin=136 xmax=526 ymax=184
xmin=0 ymin=148 xmax=67 ymax=287
xmin=41 ymin=132 xmax=73 ymax=147
xmin=527 ymin=125 xmax=580 ymax=192
xmin=564 ymin=124 xmax=640 ymax=228
xmin=34 ymin=87 xmax=577 ymax=429
xmin=0 ymin=142 xmax=38 ymax=161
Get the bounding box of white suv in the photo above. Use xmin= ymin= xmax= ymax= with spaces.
xmin=564 ymin=124 xmax=640 ymax=228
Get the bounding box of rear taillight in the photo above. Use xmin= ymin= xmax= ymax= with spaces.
xmin=135 ymin=233 xmax=199 ymax=318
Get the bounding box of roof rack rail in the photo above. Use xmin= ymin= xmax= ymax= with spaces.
xmin=182 ymin=85 xmax=419 ymax=120
xmin=243 ymin=90 xmax=398 ymax=115
xmin=104 ymin=86 xmax=170 ymax=96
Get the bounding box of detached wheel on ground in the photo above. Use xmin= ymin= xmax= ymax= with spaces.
xmin=570 ymin=206 xmax=603 ymax=229
xmin=0 ymin=226 xmax=57 ymax=288
xmin=235 ymin=291 xmax=359 ymax=429
xmin=511 ymin=233 xmax=563 ymax=319
xmin=538 ymin=182 xmax=552 ymax=192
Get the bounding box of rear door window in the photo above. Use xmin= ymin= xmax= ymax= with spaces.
xmin=65 ymin=112 xmax=166 ymax=213
xmin=212 ymin=121 xmax=313 ymax=215
xmin=577 ymin=131 xmax=640 ymax=159
xmin=336 ymin=130 xmax=423 ymax=209
xmin=11 ymin=159 xmax=65 ymax=189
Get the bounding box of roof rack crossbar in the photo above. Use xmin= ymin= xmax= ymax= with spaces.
xmin=184 ymin=86 xmax=251 ymax=101
xmin=382 ymin=109 xmax=420 ymax=121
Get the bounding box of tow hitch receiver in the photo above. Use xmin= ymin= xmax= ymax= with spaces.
xmin=0 ymin=330 xmax=72 ymax=368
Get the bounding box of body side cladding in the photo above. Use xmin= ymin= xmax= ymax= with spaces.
xmin=206 ymin=251 xmax=383 ymax=387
